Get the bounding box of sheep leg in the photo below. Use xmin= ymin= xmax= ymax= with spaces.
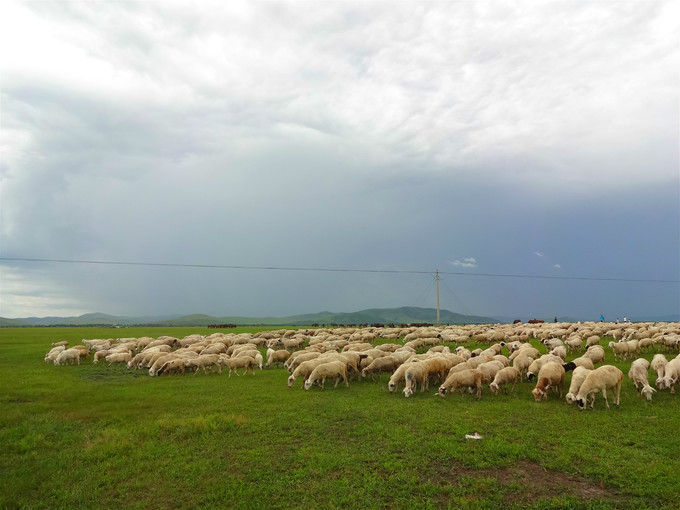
xmin=334 ymin=376 xmax=340 ymax=389
xmin=602 ymin=389 xmax=610 ymax=410
xmin=615 ymin=381 xmax=622 ymax=407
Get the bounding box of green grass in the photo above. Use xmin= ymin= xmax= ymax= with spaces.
xmin=1 ymin=327 xmax=679 ymax=509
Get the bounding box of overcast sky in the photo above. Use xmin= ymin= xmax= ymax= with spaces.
xmin=1 ymin=0 xmax=678 ymax=321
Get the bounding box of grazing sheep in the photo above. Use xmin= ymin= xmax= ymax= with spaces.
xmin=149 ymin=354 xmax=180 ymax=376
xmin=476 ymin=360 xmax=505 ymax=386
xmin=575 ymin=365 xmax=624 ymax=410
xmin=221 ymin=356 xmax=258 ymax=377
xmin=157 ymin=358 xmax=186 ymax=376
xmin=51 ymin=340 xmax=69 ymax=348
xmin=531 ymin=362 xmax=565 ymax=401
xmin=105 ymin=352 xmax=132 ymax=365
xmin=388 ymin=362 xmax=415 ymax=393
xmin=265 ymin=348 xmax=291 ymax=368
xmin=511 ymin=352 xmax=535 ymax=378
xmin=304 ymin=361 xmax=349 ymax=390
xmin=54 ymin=348 xmax=81 ymax=366
xmin=661 ymin=355 xmax=680 ymax=394
xmin=45 ymin=346 xmax=65 ymax=363
xmin=288 ymin=358 xmax=332 ymax=388
xmin=187 ymin=355 xmax=222 ymax=375
xmin=489 ymin=366 xmax=520 ymax=395
xmin=550 ymin=346 xmax=567 ymax=361
xmin=403 ymin=362 xmax=430 ymax=397
xmin=570 ymin=356 xmax=595 ymax=371
xmin=585 ymin=335 xmax=601 ymax=348
xmin=565 ymin=367 xmax=593 ymax=404
xmin=609 ymin=341 xmax=632 ymax=361
xmin=361 ymin=356 xmax=400 ymax=380
xmin=438 ymin=369 xmax=484 ymax=399
xmin=651 ymin=354 xmax=668 ymax=389
xmin=582 ymin=345 xmax=606 ymax=365
xmin=628 ymin=358 xmax=656 ymax=400
xmin=526 ymin=354 xmax=564 ymax=381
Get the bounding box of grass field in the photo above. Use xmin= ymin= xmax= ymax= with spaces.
xmin=1 ymin=326 xmax=679 ymax=509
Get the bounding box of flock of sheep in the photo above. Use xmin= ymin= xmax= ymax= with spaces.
xmin=44 ymin=321 xmax=680 ymax=409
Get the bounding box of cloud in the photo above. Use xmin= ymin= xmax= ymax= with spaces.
xmin=450 ymin=258 xmax=478 ymax=269
xmin=0 ymin=1 xmax=678 ymax=319
xmin=554 ymin=264 xmax=562 ymax=269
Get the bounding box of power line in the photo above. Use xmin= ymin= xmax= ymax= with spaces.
xmin=0 ymin=256 xmax=678 ymax=284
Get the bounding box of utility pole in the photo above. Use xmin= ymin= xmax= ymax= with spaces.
xmin=436 ymin=269 xmax=440 ymax=326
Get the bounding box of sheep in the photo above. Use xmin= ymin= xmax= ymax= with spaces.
xmin=585 ymin=335 xmax=601 ymax=348
xmin=105 ymin=352 xmax=132 ymax=365
xmin=285 ymin=351 xmax=321 ymax=372
xmin=570 ymin=356 xmax=595 ymax=371
xmin=476 ymin=360 xmax=505 ymax=386
xmin=565 ymin=367 xmax=593 ymax=404
xmin=651 ymin=354 xmax=668 ymax=389
xmin=526 ymin=354 xmax=564 ymax=381
xmin=265 ymin=348 xmax=290 ymax=368
xmin=661 ymin=355 xmax=680 ymax=394
xmin=549 ymin=346 xmax=567 ymax=361
xmin=582 ymin=345 xmax=606 ymax=365
xmin=45 ymin=345 xmax=65 ymax=363
xmin=575 ymin=365 xmax=624 ymax=410
xmin=157 ymin=358 xmax=186 ymax=376
xmin=54 ymin=348 xmax=81 ymax=366
xmin=361 ymin=356 xmax=401 ymax=380
xmin=531 ymin=362 xmax=565 ymax=401
xmin=403 ymin=362 xmax=430 ymax=397
xmin=509 ymin=345 xmax=540 ymax=362
xmin=609 ymin=341 xmax=632 ymax=361
xmin=221 ymin=356 xmax=258 ymax=377
xmin=187 ymin=355 xmax=222 ymax=375
xmin=304 ymin=361 xmax=349 ymax=390
xmin=288 ymin=358 xmax=332 ymax=388
xmin=564 ymin=337 xmax=584 ymax=352
xmin=511 ymin=352 xmax=535 ymax=378
xmin=149 ymin=354 xmax=180 ymax=376
xmin=627 ymin=358 xmax=656 ymax=400
xmin=51 ymin=340 xmax=69 ymax=348
xmin=438 ymin=369 xmax=484 ymax=399
xmin=388 ymin=362 xmax=415 ymax=393
xmin=489 ymin=366 xmax=520 ymax=395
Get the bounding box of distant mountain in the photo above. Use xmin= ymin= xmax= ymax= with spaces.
xmin=3 ymin=308 xmax=676 ymax=327
xmin=1 ymin=307 xmax=495 ymax=327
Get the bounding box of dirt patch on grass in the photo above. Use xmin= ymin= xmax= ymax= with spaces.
xmin=433 ymin=460 xmax=626 ymax=506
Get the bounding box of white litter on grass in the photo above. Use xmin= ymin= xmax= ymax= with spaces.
xmin=465 ymin=432 xmax=483 ymax=440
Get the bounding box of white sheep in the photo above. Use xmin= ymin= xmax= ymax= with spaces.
xmin=575 ymin=365 xmax=624 ymax=410
xmin=438 ymin=368 xmax=484 ymax=399
xmin=187 ymin=355 xmax=222 ymax=375
xmin=489 ymin=366 xmax=520 ymax=395
xmin=403 ymin=362 xmax=430 ymax=397
xmin=265 ymin=348 xmax=290 ymax=368
xmin=531 ymin=362 xmax=565 ymax=401
xmin=221 ymin=356 xmax=258 ymax=377
xmin=582 ymin=345 xmax=606 ymax=365
xmin=45 ymin=345 xmax=65 ymax=363
xmin=304 ymin=361 xmax=349 ymax=390
xmin=627 ymin=358 xmax=655 ymax=400
xmin=565 ymin=366 xmax=593 ymax=404
xmin=288 ymin=358 xmax=331 ymax=388
xmin=388 ymin=361 xmax=415 ymax=393
xmin=105 ymin=352 xmax=132 ymax=365
xmin=651 ymin=354 xmax=668 ymax=389
xmin=661 ymin=355 xmax=680 ymax=394
xmin=54 ymin=348 xmax=81 ymax=366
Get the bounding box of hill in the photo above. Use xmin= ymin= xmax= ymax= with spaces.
xmin=1 ymin=307 xmax=495 ymax=327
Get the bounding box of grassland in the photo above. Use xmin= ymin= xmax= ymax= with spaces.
xmin=1 ymin=326 xmax=679 ymax=509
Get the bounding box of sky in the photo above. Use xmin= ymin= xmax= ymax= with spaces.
xmin=1 ymin=0 xmax=679 ymax=321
